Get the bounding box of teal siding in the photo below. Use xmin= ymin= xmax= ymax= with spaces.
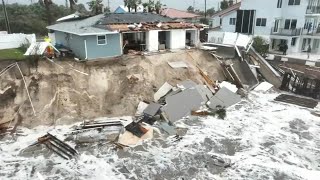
xmin=54 ymin=31 xmax=86 ymax=59
xmin=54 ymin=31 xmax=68 ymax=45
xmin=85 ymin=34 xmax=122 ymax=59
xmin=54 ymin=31 xmax=122 ymax=60
xmin=69 ymin=35 xmax=86 ymax=59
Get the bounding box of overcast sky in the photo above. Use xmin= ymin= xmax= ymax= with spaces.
xmin=7 ymin=0 xmax=222 ymax=11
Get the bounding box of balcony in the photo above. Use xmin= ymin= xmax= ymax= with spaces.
xmin=270 ymin=28 xmax=302 ymax=36
xmin=302 ymin=27 xmax=320 ymax=35
xmin=306 ymin=6 xmax=320 ymax=15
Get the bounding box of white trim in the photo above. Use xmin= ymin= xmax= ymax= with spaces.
xmin=84 ymin=39 xmax=88 ymax=60
xmin=47 ymin=28 xmax=119 ymax=36
xmin=97 ymin=35 xmax=107 ymax=45
xmin=80 ymin=32 xmax=119 ymax=36
xmin=122 ymin=31 xmax=146 ymax=34
xmin=120 ymin=33 xmax=123 ymax=55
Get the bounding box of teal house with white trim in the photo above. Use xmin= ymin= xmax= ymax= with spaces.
xmin=47 ymin=13 xmax=201 ymax=60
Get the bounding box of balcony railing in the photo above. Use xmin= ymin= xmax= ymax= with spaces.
xmin=270 ymin=28 xmax=302 ymax=36
xmin=306 ymin=6 xmax=320 ymax=14
xmin=302 ymin=27 xmax=320 ymax=35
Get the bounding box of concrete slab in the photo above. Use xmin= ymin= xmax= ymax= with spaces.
xmin=195 ymin=85 xmax=214 ymax=101
xmin=168 ymin=61 xmax=188 ymax=68
xmin=219 ymin=81 xmax=238 ymax=93
xmin=207 ymin=87 xmax=241 ymax=109
xmin=154 ymin=82 xmax=173 ymax=102
xmin=275 ymin=94 xmax=318 ymax=109
xmin=135 ymin=101 xmax=149 ymax=117
xmin=162 ymin=87 xmax=208 ymax=122
xmin=159 ymin=122 xmax=176 ymax=135
xmin=143 ymin=102 xmax=161 ymax=117
xmin=200 ymin=46 xmax=218 ymax=51
xmin=254 ymin=82 xmax=273 ymax=92
xmin=306 ymin=61 xmax=316 ymax=67
xmin=177 ymin=80 xmax=197 ymax=90
xmin=231 ymin=59 xmax=259 ymax=89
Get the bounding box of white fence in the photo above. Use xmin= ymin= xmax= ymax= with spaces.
xmin=0 ymin=33 xmax=36 ymax=50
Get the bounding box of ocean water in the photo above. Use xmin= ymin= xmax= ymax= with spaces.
xmin=1 ymin=91 xmax=320 ymax=180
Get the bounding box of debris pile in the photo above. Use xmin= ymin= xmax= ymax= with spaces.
xmin=275 ymin=94 xmax=319 ymax=109
xmin=31 ymin=133 xmax=78 ymax=160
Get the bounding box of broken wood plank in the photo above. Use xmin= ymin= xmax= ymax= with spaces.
xmin=47 ymin=133 xmax=78 ymax=155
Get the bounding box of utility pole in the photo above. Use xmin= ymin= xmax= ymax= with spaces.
xmin=107 ymin=0 xmax=110 ymax=9
xmin=204 ymin=0 xmax=207 ymax=19
xmin=1 ymin=0 xmax=11 ymax=34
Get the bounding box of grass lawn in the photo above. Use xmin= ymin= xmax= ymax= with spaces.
xmin=0 ymin=48 xmax=26 ymax=60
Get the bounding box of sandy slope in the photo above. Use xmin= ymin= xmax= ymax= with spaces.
xmin=0 ymin=50 xmax=225 ymax=128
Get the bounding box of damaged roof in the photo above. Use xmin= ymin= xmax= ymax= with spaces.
xmin=160 ymin=8 xmax=200 ymax=19
xmin=47 ymin=13 xmax=200 ymax=35
xmin=105 ymin=22 xmax=199 ymax=32
xmin=211 ymin=2 xmax=241 ymax=18
xmin=47 ymin=14 xmax=116 ymax=36
xmin=97 ymin=13 xmax=173 ymax=24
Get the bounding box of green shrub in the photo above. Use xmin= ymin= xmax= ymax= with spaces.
xmin=253 ymin=36 xmax=269 ymax=57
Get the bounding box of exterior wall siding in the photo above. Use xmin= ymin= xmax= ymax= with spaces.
xmin=241 ymin=0 xmax=281 ymax=36
xmin=69 ymin=35 xmax=86 ymax=59
xmin=54 ymin=31 xmax=121 ymax=60
xmin=54 ymin=31 xmax=86 ymax=59
xmin=170 ymin=29 xmax=186 ymax=49
xmin=212 ymin=17 xmax=221 ymax=28
xmin=210 ymin=0 xmax=318 ymax=54
xmin=146 ymin=30 xmax=159 ymax=51
xmin=54 ymin=31 xmax=68 ymax=46
xmin=281 ymin=0 xmax=308 ymax=28
xmin=85 ymin=34 xmax=122 ymax=60
xmin=221 ymin=12 xmax=237 ymax=33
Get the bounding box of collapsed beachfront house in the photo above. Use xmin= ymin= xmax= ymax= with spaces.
xmin=46 ymin=13 xmax=202 ymax=60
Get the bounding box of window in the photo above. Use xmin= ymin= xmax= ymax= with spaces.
xmin=97 ymin=35 xmax=107 ymax=45
xmin=284 ymin=19 xmax=297 ymax=29
xmin=256 ymin=18 xmax=267 ymax=26
xmin=277 ymin=0 xmax=282 ymax=8
xmin=236 ymin=10 xmax=255 ymax=34
xmin=314 ymin=39 xmax=320 ymax=49
xmin=229 ymin=18 xmax=236 ymax=25
xmin=291 ymin=38 xmax=297 ymax=46
xmin=288 ymin=0 xmax=300 ymax=5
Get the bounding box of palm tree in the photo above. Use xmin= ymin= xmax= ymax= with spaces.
xmin=69 ymin=0 xmax=78 ymax=12
xmin=134 ymin=0 xmax=142 ymax=12
xmin=40 ymin=0 xmax=53 ymax=25
xmin=124 ymin=0 xmax=142 ymax=12
xmin=87 ymin=0 xmax=104 ymax=15
xmin=124 ymin=0 xmax=132 ymax=12
xmin=154 ymin=0 xmax=162 ymax=14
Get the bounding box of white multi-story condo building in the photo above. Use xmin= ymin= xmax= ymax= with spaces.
xmin=209 ymin=0 xmax=320 ymax=54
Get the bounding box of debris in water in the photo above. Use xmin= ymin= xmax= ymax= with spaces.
xmin=207 ymin=87 xmax=241 ymax=110
xmin=32 ymin=133 xmax=78 ymax=160
xmin=274 ymin=94 xmax=318 ymax=109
